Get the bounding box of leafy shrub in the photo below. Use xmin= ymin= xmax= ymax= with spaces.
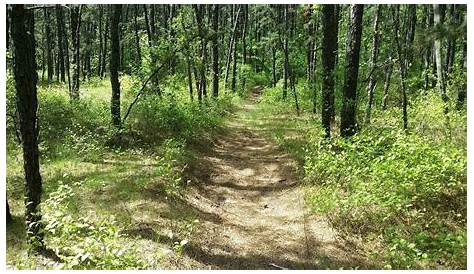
xmin=42 ymin=183 xmax=154 ymax=269
xmin=304 ymin=127 xmax=466 ymax=269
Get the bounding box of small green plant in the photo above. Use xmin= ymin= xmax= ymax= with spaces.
xmin=42 ymin=183 xmax=152 ymax=269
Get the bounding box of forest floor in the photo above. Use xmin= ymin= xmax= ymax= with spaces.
xmin=168 ymin=87 xmax=367 ymax=269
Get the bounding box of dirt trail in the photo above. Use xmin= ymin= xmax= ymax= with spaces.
xmin=180 ymin=87 xmax=362 ymax=269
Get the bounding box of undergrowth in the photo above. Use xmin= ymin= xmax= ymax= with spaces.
xmin=252 ymin=78 xmax=467 ymax=269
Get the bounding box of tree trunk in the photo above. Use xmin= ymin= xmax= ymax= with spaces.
xmin=444 ymin=4 xmax=456 ymax=77
xmin=11 ymin=4 xmax=45 ymax=251
xmin=110 ymin=5 xmax=122 ymax=127
xmin=133 ymin=4 xmax=142 ymax=67
xmin=394 ymin=5 xmax=408 ymax=130
xmin=194 ymin=5 xmax=207 ymax=100
xmin=364 ymin=5 xmax=381 ymax=124
xmin=241 ymin=5 xmax=248 ymax=91
xmin=98 ymin=5 xmax=103 ymax=76
xmin=212 ymin=4 xmax=219 ymax=98
xmin=340 ymin=4 xmax=364 ymax=137
xmin=101 ymin=6 xmax=110 ymax=78
xmin=143 ymin=5 xmax=152 ymax=47
xmin=271 ymin=46 xmax=277 ymax=87
xmin=433 ymin=4 xmax=448 ymax=112
xmin=282 ymin=5 xmax=289 ymax=99
xmin=456 ymin=32 xmax=466 ymax=110
xmin=7 ymin=198 xmax=13 ymax=224
xmin=321 ymin=4 xmax=339 ymax=138
xmin=70 ymin=5 xmax=82 ymax=100
xmin=55 ymin=5 xmax=66 ymax=83
xmin=381 ymin=60 xmax=392 ymax=111
xmin=44 ymin=8 xmax=54 ymax=83
xmin=223 ymin=6 xmax=241 ymax=90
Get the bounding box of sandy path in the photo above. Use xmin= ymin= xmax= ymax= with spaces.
xmin=180 ymin=87 xmax=362 ymax=269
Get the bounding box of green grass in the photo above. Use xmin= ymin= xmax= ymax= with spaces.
xmin=6 ymin=73 xmax=246 ymax=269
xmin=245 ymin=79 xmax=467 ymax=269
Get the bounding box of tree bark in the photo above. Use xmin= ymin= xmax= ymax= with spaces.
xmin=55 ymin=5 xmax=66 ymax=83
xmin=381 ymin=60 xmax=392 ymax=111
xmin=364 ymin=5 xmax=381 ymax=124
xmin=433 ymin=4 xmax=448 ymax=112
xmin=282 ymin=5 xmax=289 ymax=99
xmin=212 ymin=4 xmax=219 ymax=97
xmin=44 ymin=8 xmax=54 ymax=83
xmin=456 ymin=28 xmax=466 ymax=110
xmin=7 ymin=198 xmax=13 ymax=224
xmin=133 ymin=4 xmax=142 ymax=67
xmin=110 ymin=4 xmax=122 ymax=127
xmin=394 ymin=5 xmax=408 ymax=130
xmin=98 ymin=5 xmax=103 ymax=76
xmin=224 ymin=6 xmax=241 ymax=90
xmin=70 ymin=5 xmax=82 ymax=100
xmin=340 ymin=4 xmax=364 ymax=137
xmin=321 ymin=4 xmax=339 ymax=138
xmin=11 ymin=4 xmax=45 ymax=251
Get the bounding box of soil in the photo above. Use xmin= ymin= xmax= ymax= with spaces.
xmin=171 ymin=87 xmax=367 ymax=269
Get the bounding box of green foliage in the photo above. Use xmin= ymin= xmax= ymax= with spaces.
xmin=255 ymin=81 xmax=466 ymax=269
xmin=42 ymin=183 xmax=154 ymax=269
xmin=303 ymin=115 xmax=466 ymax=268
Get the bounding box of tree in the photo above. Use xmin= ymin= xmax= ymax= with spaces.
xmin=212 ymin=4 xmax=219 ymax=97
xmin=320 ymin=4 xmax=339 ymax=138
xmin=282 ymin=5 xmax=290 ymax=99
xmin=223 ymin=6 xmax=241 ymax=90
xmin=11 ymin=4 xmax=45 ymax=251
xmin=110 ymin=4 xmax=122 ymax=127
xmin=340 ymin=4 xmax=364 ymax=137
xmin=393 ymin=5 xmax=408 ymax=130
xmin=133 ymin=5 xmax=142 ymax=67
xmin=364 ymin=5 xmax=381 ymax=124
xmin=433 ymin=4 xmax=448 ymax=112
xmin=55 ymin=5 xmax=66 ymax=83
xmin=43 ymin=8 xmax=54 ymax=83
xmin=7 ymin=198 xmax=12 ymax=224
xmin=70 ymin=5 xmax=83 ymax=100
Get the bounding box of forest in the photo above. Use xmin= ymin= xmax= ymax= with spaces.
xmin=5 ymin=3 xmax=467 ymax=270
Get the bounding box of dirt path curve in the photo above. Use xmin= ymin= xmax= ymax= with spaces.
xmin=181 ymin=87 xmax=360 ymax=269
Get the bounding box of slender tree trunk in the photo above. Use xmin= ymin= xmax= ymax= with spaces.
xmin=194 ymin=5 xmax=207 ymax=100
xmin=11 ymin=4 xmax=45 ymax=251
xmin=456 ymin=33 xmax=466 ymax=110
xmin=340 ymin=4 xmax=364 ymax=137
xmin=143 ymin=5 xmax=152 ymax=47
xmin=271 ymin=46 xmax=277 ymax=87
xmin=55 ymin=5 xmax=66 ymax=83
xmin=44 ymin=9 xmax=54 ymax=83
xmin=133 ymin=5 xmax=142 ymax=67
xmin=381 ymin=60 xmax=392 ymax=111
xmin=70 ymin=5 xmax=82 ymax=100
xmin=241 ymin=5 xmax=248 ymax=91
xmin=364 ymin=5 xmax=381 ymax=124
xmin=282 ymin=5 xmax=289 ymax=99
xmin=393 ymin=5 xmax=408 ymax=130
xmin=321 ymin=4 xmax=338 ymax=138
xmin=444 ymin=4 xmax=456 ymax=77
xmin=212 ymin=4 xmax=219 ymax=98
xmin=101 ymin=6 xmax=110 ymax=78
xmin=224 ymin=6 xmax=241 ymax=90
xmin=433 ymin=4 xmax=448 ymax=113
xmin=187 ymin=54 xmax=194 ymax=101
xmin=290 ymin=72 xmax=300 ymax=116
xmin=62 ymin=7 xmax=72 ymax=92
xmin=98 ymin=5 xmax=103 ymax=76
xmin=110 ymin=5 xmax=122 ymax=127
